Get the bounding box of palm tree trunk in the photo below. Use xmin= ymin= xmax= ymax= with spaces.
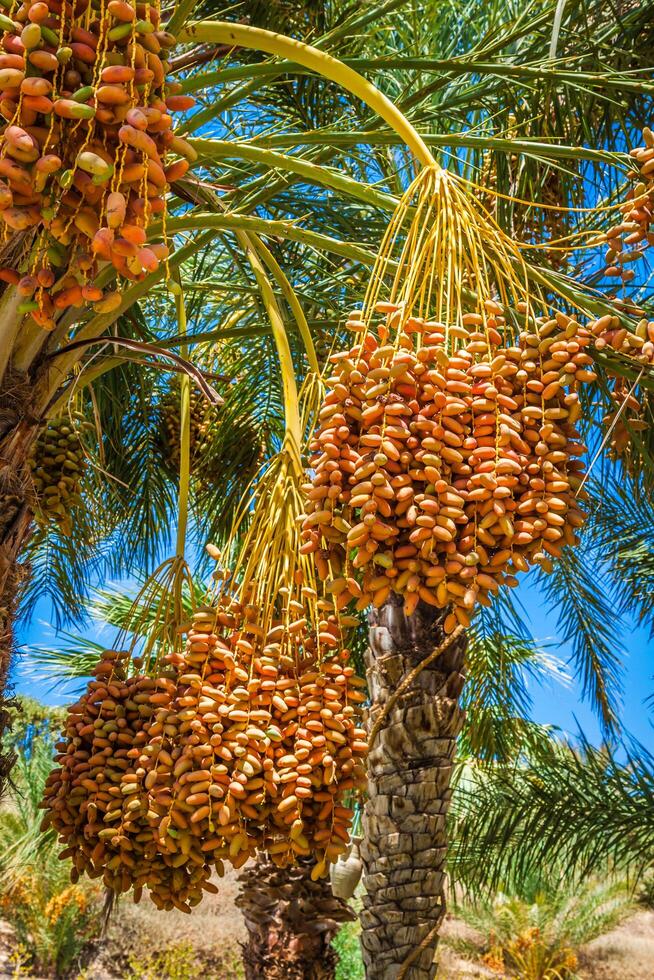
xmin=0 ymin=373 xmax=36 ymax=782
xmin=360 ymin=595 xmax=467 ymax=979
xmin=236 ymin=854 xmax=357 ymax=979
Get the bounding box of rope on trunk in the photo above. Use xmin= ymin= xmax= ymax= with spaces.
xmin=367 ymin=624 xmax=465 ymax=748
xmin=396 ymin=912 xmax=445 ymax=980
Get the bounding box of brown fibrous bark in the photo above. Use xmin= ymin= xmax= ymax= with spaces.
xmin=237 ymin=854 xmax=356 ymax=979
xmin=0 ymin=371 xmax=37 ymax=787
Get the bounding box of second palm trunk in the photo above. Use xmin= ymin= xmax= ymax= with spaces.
xmin=360 ymin=596 xmax=466 ymax=978
xmin=0 ymin=377 xmax=37 ymax=793
xmin=237 ymin=854 xmax=356 ymax=979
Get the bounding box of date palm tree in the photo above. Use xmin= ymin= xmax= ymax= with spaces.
xmin=3 ymin=0 xmax=654 ymax=978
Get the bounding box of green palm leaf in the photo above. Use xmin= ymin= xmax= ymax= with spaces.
xmin=450 ymin=736 xmax=654 ymax=893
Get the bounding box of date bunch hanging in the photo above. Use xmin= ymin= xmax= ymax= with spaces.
xmin=302 ymin=306 xmax=592 ymax=631
xmin=41 ymin=579 xmax=367 ymax=910
xmin=153 ymin=587 xmax=367 ymax=882
xmin=158 ymin=382 xmax=215 ymax=473
xmin=40 ymin=649 xmax=217 ymax=912
xmin=601 ymin=126 xmax=654 ymax=290
xmin=301 ymin=166 xmax=595 ymax=630
xmin=0 ymin=0 xmax=195 ymax=328
xmin=588 ymin=126 xmax=654 ymax=473
xmin=29 ymin=409 xmax=93 ymax=533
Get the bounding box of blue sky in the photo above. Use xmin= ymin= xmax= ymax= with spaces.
xmin=517 ymin=582 xmax=653 ymax=747
xmin=12 ymin=569 xmax=653 ymax=749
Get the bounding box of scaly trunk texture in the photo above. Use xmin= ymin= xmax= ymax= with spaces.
xmin=360 ymin=595 xmax=467 ymax=979
xmin=0 ymin=371 xmax=36 ymax=785
xmin=236 ymin=854 xmax=357 ymax=979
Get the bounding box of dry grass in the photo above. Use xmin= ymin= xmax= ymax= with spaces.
xmin=437 ymin=914 xmax=496 ymax=978
xmin=90 ymin=868 xmax=245 ymax=979
xmin=577 ymin=910 xmax=654 ymax=980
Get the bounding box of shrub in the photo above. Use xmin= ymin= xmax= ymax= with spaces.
xmin=454 ymin=878 xmax=634 ymax=980
xmin=1 ymin=865 xmax=102 ymax=976
xmin=126 ymin=942 xmax=202 ymax=980
xmin=333 ymin=921 xmax=365 ymax=980
xmin=0 ymin=731 xmax=103 ymax=976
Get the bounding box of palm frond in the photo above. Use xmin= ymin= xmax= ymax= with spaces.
xmin=587 ymin=475 xmax=654 ymax=636
xmin=537 ymin=545 xmax=625 ymax=733
xmin=450 ymin=735 xmax=654 ymax=894
xmin=0 ymin=740 xmax=57 ymax=887
xmin=462 ymin=602 xmax=569 ymax=762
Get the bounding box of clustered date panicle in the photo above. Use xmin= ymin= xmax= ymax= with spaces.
xmin=301 ymin=303 xmax=595 ymax=631
xmin=0 ymin=0 xmax=195 ymax=326
xmin=41 ymin=584 xmax=367 ymax=910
